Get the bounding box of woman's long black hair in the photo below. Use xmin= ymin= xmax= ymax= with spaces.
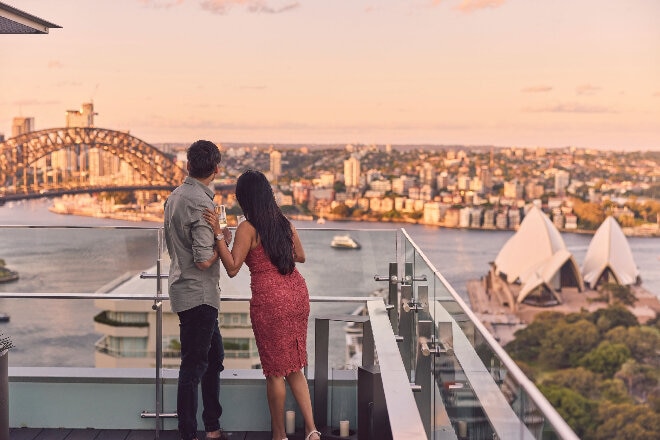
xmin=236 ymin=169 xmax=295 ymax=275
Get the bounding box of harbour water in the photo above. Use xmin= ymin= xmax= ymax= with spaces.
xmin=0 ymin=199 xmax=658 ymax=367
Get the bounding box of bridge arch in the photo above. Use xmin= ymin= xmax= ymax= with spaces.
xmin=0 ymin=127 xmax=186 ymax=190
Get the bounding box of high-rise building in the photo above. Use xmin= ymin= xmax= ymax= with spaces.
xmin=12 ymin=117 xmax=35 ymax=137
xmin=66 ymin=102 xmax=96 ymax=128
xmin=478 ymin=165 xmax=492 ymax=191
xmin=269 ymin=150 xmax=282 ymax=181
xmin=344 ymin=155 xmax=361 ymax=188
xmin=503 ymin=179 xmax=523 ymax=199
xmin=554 ymin=170 xmax=570 ymax=195
xmin=419 ymin=163 xmax=436 ymax=189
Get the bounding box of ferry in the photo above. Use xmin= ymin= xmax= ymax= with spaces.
xmin=330 ymin=234 xmax=360 ymax=249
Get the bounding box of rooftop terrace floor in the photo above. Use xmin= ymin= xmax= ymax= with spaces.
xmin=9 ymin=429 xmax=310 ymax=440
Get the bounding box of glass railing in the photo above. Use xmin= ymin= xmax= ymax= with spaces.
xmin=399 ymin=228 xmax=579 ymax=440
xmin=0 ymin=225 xmax=578 ymax=439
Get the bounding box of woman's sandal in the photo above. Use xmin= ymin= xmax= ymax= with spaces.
xmin=305 ymin=430 xmax=321 ymax=440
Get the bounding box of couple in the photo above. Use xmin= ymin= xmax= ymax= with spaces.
xmin=164 ymin=140 xmax=321 ymax=440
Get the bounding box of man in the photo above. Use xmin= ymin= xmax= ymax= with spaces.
xmin=164 ymin=140 xmax=232 ymax=440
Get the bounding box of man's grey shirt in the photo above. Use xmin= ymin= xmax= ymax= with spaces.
xmin=164 ymin=176 xmax=220 ymax=313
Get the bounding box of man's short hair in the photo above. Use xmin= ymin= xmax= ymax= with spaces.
xmin=187 ymin=140 xmax=221 ymax=178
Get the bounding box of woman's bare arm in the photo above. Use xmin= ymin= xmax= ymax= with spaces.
xmin=202 ymin=208 xmax=254 ymax=277
xmin=292 ymin=224 xmax=305 ymax=263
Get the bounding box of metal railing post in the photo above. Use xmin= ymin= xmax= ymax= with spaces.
xmin=314 ymin=317 xmax=330 ymax=429
xmin=399 ymin=284 xmax=413 ymax=377
xmin=154 ymin=255 xmax=163 ymax=438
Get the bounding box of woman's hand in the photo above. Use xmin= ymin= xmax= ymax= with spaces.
xmin=203 ymin=208 xmax=221 ymax=236
xmin=203 ymin=208 xmax=233 ymax=246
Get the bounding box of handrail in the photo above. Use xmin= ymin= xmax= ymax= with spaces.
xmin=367 ymin=299 xmax=427 ymax=439
xmin=430 ymin=303 xmax=535 ymax=440
xmin=0 ymin=292 xmax=377 ymax=303
xmin=400 ymin=228 xmax=579 ymax=440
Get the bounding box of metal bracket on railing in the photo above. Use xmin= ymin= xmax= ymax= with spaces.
xmin=373 ymin=274 xmax=427 ymax=284
xmin=419 ymin=336 xmax=454 ymax=357
xmin=140 ymin=271 xmax=168 ymax=279
xmin=141 ymin=411 xmax=178 ymax=419
xmin=374 ymin=274 xmax=398 ymax=283
xmin=418 ymin=319 xmax=454 ymax=357
xmin=402 ymin=300 xmax=424 ymax=313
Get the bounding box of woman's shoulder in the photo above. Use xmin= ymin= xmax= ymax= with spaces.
xmin=237 ymin=220 xmax=259 ymax=248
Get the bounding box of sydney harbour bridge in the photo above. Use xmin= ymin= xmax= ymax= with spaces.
xmin=0 ymin=127 xmax=188 ymax=204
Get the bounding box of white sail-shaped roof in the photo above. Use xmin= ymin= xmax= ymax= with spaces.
xmin=518 ymin=250 xmax=583 ymax=303
xmin=494 ymin=206 xmax=567 ymax=284
xmin=582 ymin=216 xmax=640 ymax=287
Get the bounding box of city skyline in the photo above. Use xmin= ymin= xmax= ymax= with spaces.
xmin=1 ymin=0 xmax=659 ymax=151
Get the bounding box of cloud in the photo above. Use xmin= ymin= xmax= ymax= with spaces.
xmin=139 ymin=0 xmax=185 ymax=8
xmin=54 ymin=80 xmax=84 ymax=87
xmin=454 ymin=0 xmax=506 ymax=13
xmin=523 ymin=103 xmax=615 ymax=114
xmin=12 ymin=99 xmax=61 ymax=106
xmin=522 ymin=85 xmax=553 ymax=93
xmin=48 ymin=60 xmax=63 ymax=69
xmin=576 ymin=84 xmax=601 ymax=96
xmin=200 ymin=0 xmax=299 ymax=14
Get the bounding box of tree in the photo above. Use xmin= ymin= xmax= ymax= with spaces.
xmin=539 ymin=367 xmax=598 ymax=398
xmin=505 ymin=311 xmax=565 ymax=362
xmin=598 ymin=379 xmax=633 ymax=404
xmin=540 ymin=385 xmax=597 ymax=439
xmin=594 ymin=401 xmax=660 ymax=440
xmin=333 ymin=180 xmax=346 ymax=193
xmin=99 ymin=190 xmax=136 ymax=205
xmin=579 ymin=341 xmax=630 ymax=377
xmin=539 ymin=319 xmax=599 ymax=369
xmin=606 ymin=325 xmax=660 ymax=363
xmin=598 ymin=283 xmax=638 ymax=307
xmin=571 ymin=198 xmax=606 ymax=229
xmin=615 ymin=360 xmax=659 ymax=401
xmin=590 ymin=305 xmax=638 ymax=333
xmin=331 ymin=203 xmax=350 ymax=218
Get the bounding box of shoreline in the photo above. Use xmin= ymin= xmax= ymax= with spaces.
xmin=0 ymin=196 xmax=651 ymax=237
xmin=467 ymin=274 xmax=660 ymax=347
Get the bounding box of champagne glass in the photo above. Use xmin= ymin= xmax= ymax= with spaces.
xmin=215 ymin=204 xmax=227 ymax=229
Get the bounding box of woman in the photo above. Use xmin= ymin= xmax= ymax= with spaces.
xmin=203 ymin=169 xmax=321 ymax=440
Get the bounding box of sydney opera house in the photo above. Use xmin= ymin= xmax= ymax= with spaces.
xmin=489 ymin=206 xmax=641 ymax=309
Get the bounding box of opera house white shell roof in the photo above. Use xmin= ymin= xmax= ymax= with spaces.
xmin=494 ymin=206 xmax=584 ymax=304
xmin=582 ymin=216 xmax=640 ymax=287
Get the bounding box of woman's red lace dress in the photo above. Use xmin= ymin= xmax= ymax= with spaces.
xmin=245 ymin=243 xmax=310 ymax=377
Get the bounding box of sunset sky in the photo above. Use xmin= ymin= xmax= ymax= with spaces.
xmin=1 ymin=0 xmax=659 ymax=150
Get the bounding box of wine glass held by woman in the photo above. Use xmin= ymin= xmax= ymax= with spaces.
xmin=202 ymin=170 xmax=320 ymax=440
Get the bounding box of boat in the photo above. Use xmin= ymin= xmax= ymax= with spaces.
xmin=330 ymin=234 xmax=360 ymax=249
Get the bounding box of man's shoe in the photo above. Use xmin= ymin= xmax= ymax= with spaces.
xmin=206 ymin=429 xmax=229 ymax=440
